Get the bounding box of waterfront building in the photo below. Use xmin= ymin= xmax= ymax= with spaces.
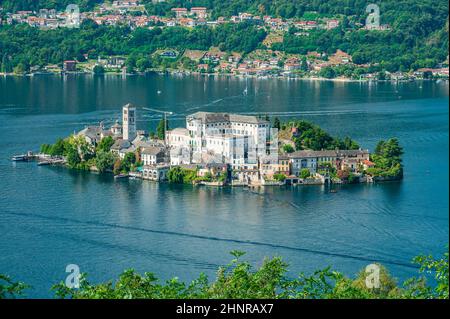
xmin=197 ymin=163 xmax=228 ymax=180
xmin=288 ymin=149 xmax=370 ymax=176
xmin=277 ymin=155 xmax=291 ymax=175
xmin=122 ymin=103 xmax=136 ymax=141
xmin=289 ymin=150 xmax=319 ymax=175
xmin=315 ymin=150 xmax=339 ymax=167
xmin=142 ymin=164 xmax=170 ymax=181
xmin=232 ymin=163 xmax=260 ymax=184
xmin=340 ymin=158 xmax=360 ymax=171
xmin=141 ymin=146 xmax=165 ymax=166
xmin=185 ymin=112 xmax=271 ymax=167
xmin=63 ymin=60 xmax=77 ymax=72
xmin=363 ymin=159 xmax=375 ymax=170
xmin=336 ymin=149 xmax=370 ymax=162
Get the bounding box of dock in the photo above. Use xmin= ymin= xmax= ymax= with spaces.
xmin=11 ymin=151 xmax=66 ymax=166
xmin=11 ymin=151 xmax=36 ymax=162
xmin=37 ymin=158 xmax=65 ymax=166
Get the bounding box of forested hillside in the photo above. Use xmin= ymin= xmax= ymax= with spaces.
xmin=0 ymin=0 xmax=448 ymax=73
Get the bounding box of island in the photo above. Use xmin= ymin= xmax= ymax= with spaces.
xmin=17 ymin=103 xmax=404 ymax=187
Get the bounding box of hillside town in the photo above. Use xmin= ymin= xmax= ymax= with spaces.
xmin=0 ymin=2 xmax=362 ymax=31
xmin=57 ymin=103 xmax=388 ymax=187
xmin=1 ymin=3 xmax=448 ymax=80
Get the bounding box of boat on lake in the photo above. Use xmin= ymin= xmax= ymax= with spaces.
xmin=11 ymin=155 xmax=28 ymax=161
xmin=11 ymin=152 xmax=34 ymax=161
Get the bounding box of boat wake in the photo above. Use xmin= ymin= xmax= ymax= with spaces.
xmin=4 ymin=210 xmax=420 ymax=270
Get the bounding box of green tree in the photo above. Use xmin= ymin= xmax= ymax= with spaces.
xmin=96 ymin=136 xmax=114 ymax=153
xmin=283 ymin=144 xmax=295 ymax=153
xmin=13 ymin=62 xmax=28 ymax=74
xmin=299 ymin=168 xmax=311 ymax=179
xmin=156 ymin=118 xmax=169 ymax=140
xmin=368 ymin=138 xmax=404 ymax=178
xmin=0 ymin=247 xmax=446 ymax=299
xmin=167 ymin=166 xmax=185 ymax=184
xmin=0 ymin=274 xmax=28 ymax=299
xmin=422 ymin=70 xmax=433 ymax=79
xmin=93 ymin=65 xmax=105 ymax=75
xmin=121 ymin=152 xmax=136 ymax=172
xmin=273 ymin=173 xmax=287 ymax=182
xmin=95 ymin=151 xmax=116 ymax=173
xmin=48 ymin=247 xmax=449 ymax=299
xmin=319 ymin=66 xmax=336 ymax=79
xmin=1 ymin=54 xmax=12 ymax=73
xmin=406 ymin=249 xmax=449 ymax=299
xmin=136 ymin=57 xmax=151 ymax=72
xmin=113 ymin=158 xmax=122 ymax=175
xmin=50 ymin=138 xmax=68 ymax=156
xmin=300 ymin=56 xmax=309 ymax=72
xmin=66 ymin=147 xmax=81 ymax=168
xmin=273 ymin=117 xmax=281 ymax=130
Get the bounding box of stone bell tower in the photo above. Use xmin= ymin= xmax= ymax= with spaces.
xmin=122 ymin=103 xmax=136 ymax=141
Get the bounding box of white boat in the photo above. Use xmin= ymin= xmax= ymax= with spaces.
xmin=11 ymin=155 xmax=27 ymax=161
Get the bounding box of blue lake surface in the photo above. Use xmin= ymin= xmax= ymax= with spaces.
xmin=0 ymin=75 xmax=448 ymax=297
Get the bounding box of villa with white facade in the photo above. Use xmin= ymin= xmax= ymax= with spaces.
xmin=167 ymin=112 xmax=271 ymax=169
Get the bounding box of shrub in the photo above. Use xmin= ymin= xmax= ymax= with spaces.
xmin=299 ymin=168 xmax=310 ymax=179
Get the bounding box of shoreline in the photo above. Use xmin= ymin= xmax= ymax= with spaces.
xmin=14 ymin=152 xmax=402 ymax=187
xmin=1 ymin=71 xmax=447 ymax=83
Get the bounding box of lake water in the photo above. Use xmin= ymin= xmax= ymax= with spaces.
xmin=0 ymin=74 xmax=448 ymax=298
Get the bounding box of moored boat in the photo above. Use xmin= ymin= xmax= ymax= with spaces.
xmin=11 ymin=155 xmax=27 ymax=161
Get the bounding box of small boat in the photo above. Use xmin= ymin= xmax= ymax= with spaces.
xmin=37 ymin=161 xmax=50 ymax=166
xmin=11 ymin=151 xmax=34 ymax=162
xmin=11 ymin=155 xmax=27 ymax=161
xmin=330 ymin=189 xmax=337 ymax=193
xmin=114 ymin=174 xmax=129 ymax=179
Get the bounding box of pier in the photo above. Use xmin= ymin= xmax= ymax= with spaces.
xmin=11 ymin=152 xmax=66 ymax=166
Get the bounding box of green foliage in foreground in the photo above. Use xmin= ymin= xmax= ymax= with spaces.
xmin=0 ymin=249 xmax=447 ymax=299
xmin=46 ymin=249 xmax=448 ymax=299
xmin=0 ymin=274 xmax=28 ymax=299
